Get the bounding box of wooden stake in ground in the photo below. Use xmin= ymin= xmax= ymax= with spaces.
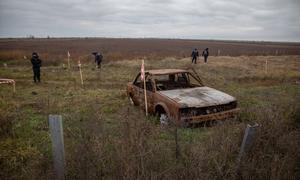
xmin=78 ymin=60 xmax=84 ymax=86
xmin=12 ymin=81 xmax=15 ymax=93
xmin=67 ymin=51 xmax=71 ymax=69
xmin=265 ymin=59 xmax=268 ymax=74
xmin=141 ymin=59 xmax=148 ymax=116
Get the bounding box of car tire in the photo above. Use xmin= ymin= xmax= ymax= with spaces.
xmin=159 ymin=113 xmax=169 ymax=125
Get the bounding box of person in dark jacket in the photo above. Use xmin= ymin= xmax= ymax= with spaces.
xmin=31 ymin=52 xmax=42 ymax=82
xmin=202 ymin=48 xmax=209 ymax=63
xmin=92 ymin=52 xmax=103 ymax=68
xmin=191 ymin=48 xmax=199 ymax=64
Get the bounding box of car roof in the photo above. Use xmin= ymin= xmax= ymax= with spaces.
xmin=146 ymin=69 xmax=189 ymax=75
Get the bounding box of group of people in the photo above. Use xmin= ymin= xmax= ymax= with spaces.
xmin=30 ymin=48 xmax=209 ymax=83
xmin=191 ymin=48 xmax=209 ymax=64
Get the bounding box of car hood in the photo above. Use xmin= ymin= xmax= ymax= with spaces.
xmin=159 ymin=86 xmax=236 ymax=108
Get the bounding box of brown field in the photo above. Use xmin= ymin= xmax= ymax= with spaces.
xmin=1 ymin=38 xmax=300 ymax=63
xmin=0 ymin=38 xmax=300 ymax=179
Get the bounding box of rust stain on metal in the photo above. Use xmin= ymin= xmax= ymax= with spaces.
xmin=146 ymin=69 xmax=189 ymax=75
xmin=159 ymin=87 xmax=236 ymax=108
xmin=127 ymin=69 xmax=239 ymax=126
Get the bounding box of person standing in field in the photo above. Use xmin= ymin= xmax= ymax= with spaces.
xmin=92 ymin=52 xmax=103 ymax=69
xmin=202 ymin=48 xmax=209 ymax=63
xmin=191 ymin=48 xmax=199 ymax=64
xmin=30 ymin=52 xmax=42 ymax=83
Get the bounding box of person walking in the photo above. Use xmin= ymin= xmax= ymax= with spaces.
xmin=92 ymin=52 xmax=103 ymax=69
xmin=202 ymin=48 xmax=209 ymax=63
xmin=30 ymin=52 xmax=42 ymax=83
xmin=191 ymin=48 xmax=199 ymax=64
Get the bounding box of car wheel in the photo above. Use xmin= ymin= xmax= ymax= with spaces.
xmin=159 ymin=113 xmax=169 ymax=125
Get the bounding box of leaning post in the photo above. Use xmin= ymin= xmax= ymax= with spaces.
xmin=141 ymin=59 xmax=148 ymax=116
xmin=236 ymin=123 xmax=259 ymax=174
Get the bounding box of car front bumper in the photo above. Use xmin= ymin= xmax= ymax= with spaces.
xmin=181 ymin=108 xmax=240 ymax=124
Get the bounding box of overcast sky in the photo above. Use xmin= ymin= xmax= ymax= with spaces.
xmin=0 ymin=0 xmax=299 ymax=41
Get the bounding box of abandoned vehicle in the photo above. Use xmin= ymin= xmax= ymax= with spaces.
xmin=127 ymin=69 xmax=239 ymax=126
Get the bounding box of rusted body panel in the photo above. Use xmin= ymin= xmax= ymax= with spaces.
xmin=127 ymin=82 xmax=180 ymax=119
xmin=127 ymin=69 xmax=239 ymax=126
xmin=147 ymin=69 xmax=188 ymax=75
xmin=153 ymin=91 xmax=181 ymax=120
xmin=159 ymin=87 xmax=236 ymax=108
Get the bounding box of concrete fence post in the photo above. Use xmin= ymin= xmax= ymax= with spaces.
xmin=49 ymin=115 xmax=65 ymax=180
xmin=236 ymin=123 xmax=259 ymax=173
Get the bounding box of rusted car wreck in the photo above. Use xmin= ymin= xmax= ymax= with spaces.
xmin=127 ymin=69 xmax=239 ymax=126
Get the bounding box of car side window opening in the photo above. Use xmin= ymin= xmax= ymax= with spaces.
xmin=154 ymin=73 xmax=200 ymax=91
xmin=133 ymin=73 xmax=154 ymax=91
xmin=133 ymin=73 xmax=141 ymax=86
xmin=146 ymin=79 xmax=154 ymax=91
xmin=135 ymin=72 xmax=203 ymax=91
xmin=188 ymin=73 xmax=202 ymax=87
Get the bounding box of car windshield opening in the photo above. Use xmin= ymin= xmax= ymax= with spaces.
xmin=154 ymin=73 xmax=202 ymax=91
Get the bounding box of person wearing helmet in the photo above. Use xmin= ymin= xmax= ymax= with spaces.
xmin=30 ymin=52 xmax=42 ymax=83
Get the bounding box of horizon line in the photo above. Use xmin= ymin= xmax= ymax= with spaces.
xmin=0 ymin=36 xmax=299 ymax=44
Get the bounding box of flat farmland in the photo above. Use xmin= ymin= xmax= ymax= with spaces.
xmin=0 ymin=38 xmax=300 ymax=179
xmin=1 ymin=38 xmax=300 ymax=62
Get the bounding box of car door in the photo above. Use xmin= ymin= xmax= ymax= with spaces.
xmin=131 ymin=73 xmax=143 ymax=106
xmin=144 ymin=78 xmax=155 ymax=113
xmin=133 ymin=74 xmax=155 ymax=112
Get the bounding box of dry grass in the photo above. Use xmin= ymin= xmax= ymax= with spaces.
xmin=0 ymin=55 xmax=300 ymax=179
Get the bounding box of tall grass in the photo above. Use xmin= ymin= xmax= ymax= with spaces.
xmin=0 ymin=55 xmax=299 ymax=179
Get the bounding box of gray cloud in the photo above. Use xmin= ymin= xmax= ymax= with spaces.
xmin=0 ymin=0 xmax=299 ymax=41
